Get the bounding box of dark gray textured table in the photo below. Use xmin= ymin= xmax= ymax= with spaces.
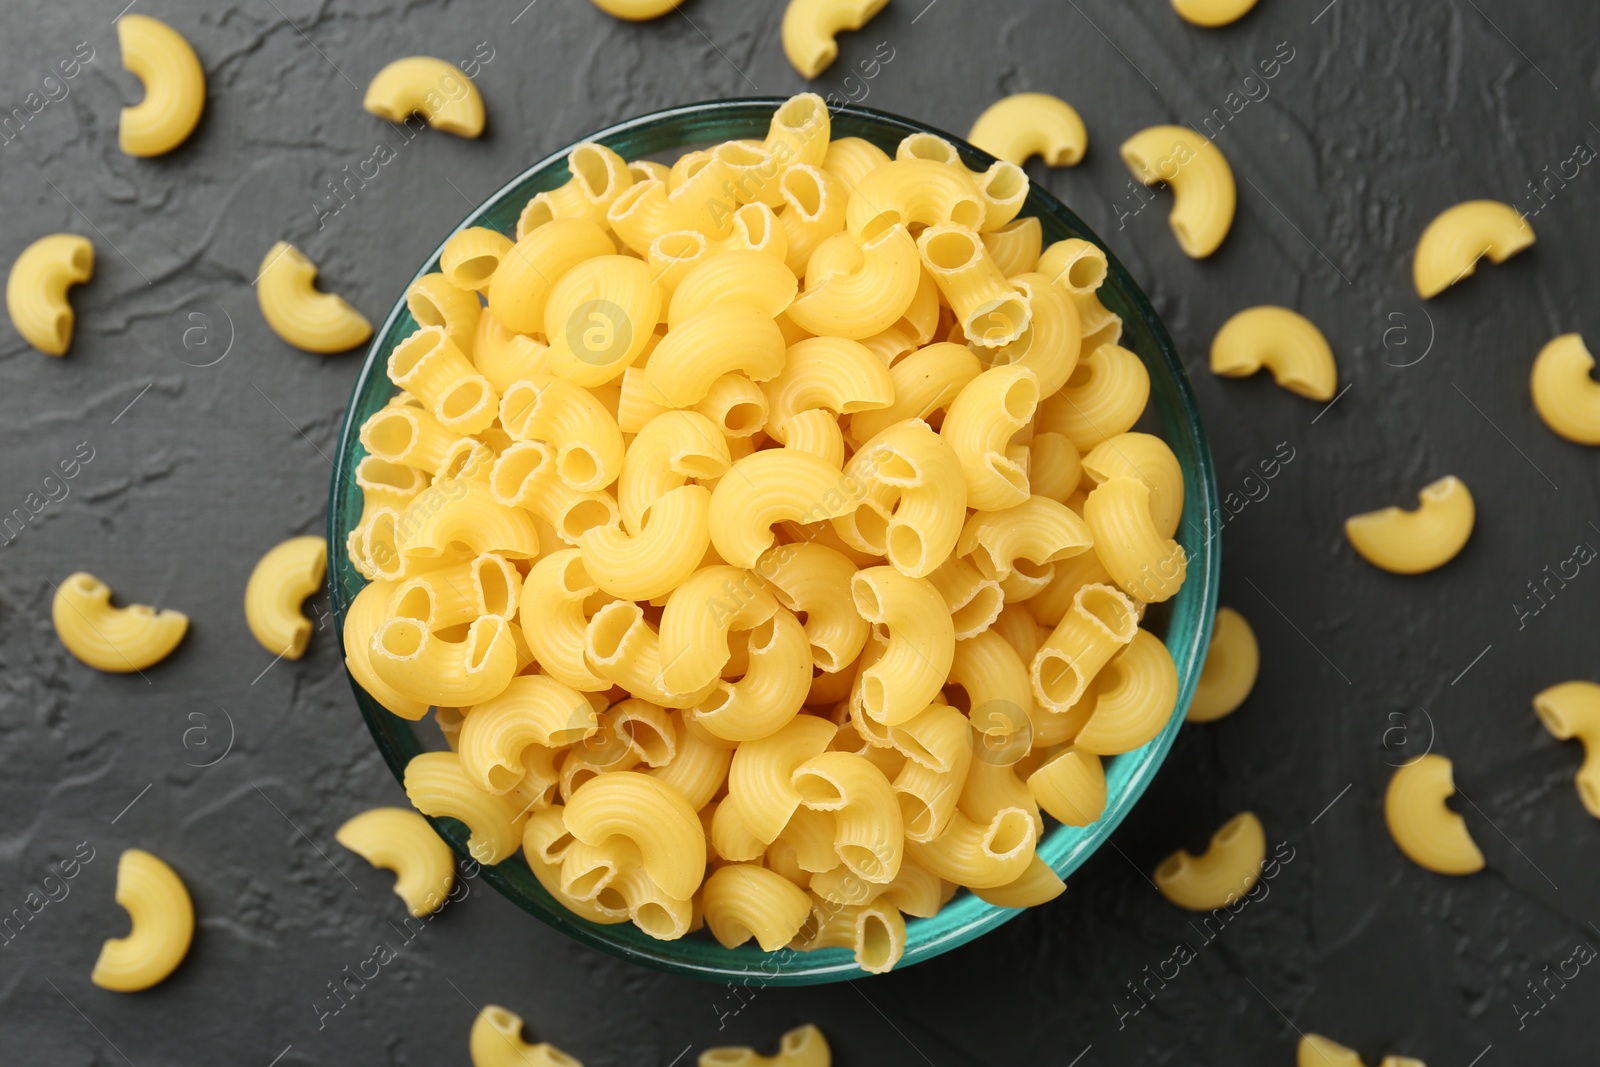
xmin=2 ymin=1 xmax=1596 ymax=1064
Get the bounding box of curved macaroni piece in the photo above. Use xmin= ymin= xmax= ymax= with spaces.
xmin=764 ymin=336 xmax=894 ymax=441
xmin=489 ymin=441 xmax=618 ymax=544
xmin=1028 ymin=747 xmax=1105 ymax=826
xmin=1072 ymin=629 xmax=1180 ymax=755
xmin=257 ymin=242 xmax=373 ymax=353
xmin=852 ymin=568 xmax=956 ymax=725
xmin=519 ymin=143 xmax=633 ymax=234
xmin=499 ymin=375 xmax=623 ymax=491
xmin=1039 ymin=238 xmax=1108 ymax=297
xmin=6 ymin=233 xmax=93 ymax=355
xmin=725 ymin=715 xmax=837 ymax=844
xmin=982 ymin=273 xmax=1082 ymax=399
xmin=441 ymin=226 xmax=514 ymax=293
xmin=1210 ymin=305 xmax=1338 ymax=401
xmin=537 ymin=256 xmax=663 ymax=387
xmin=658 ymin=565 xmax=780 ymax=693
xmin=363 ymin=56 xmax=484 ymax=138
xmin=335 ymin=807 xmax=455 ymax=918
xmin=643 ymin=305 xmax=788 ymax=407
xmin=845 ymin=159 xmax=986 ymax=237
xmin=1036 ymin=343 xmax=1152 ymax=447
xmin=389 ymin=325 xmax=497 ymax=435
xmin=244 ymin=535 xmax=326 ymax=659
xmin=778 ymin=164 xmax=849 ymax=278
xmin=584 ymin=601 xmax=716 ymax=709
xmin=1083 ymin=476 xmax=1187 ymax=603
xmin=1529 ymin=333 xmax=1600 ymax=445
xmin=405 ymin=750 xmax=528 ymax=864
xmin=787 ymin=221 xmax=922 ymax=340
xmin=342 ymin=580 xmax=429 ymax=719
xmin=1120 ymin=125 xmax=1235 ymax=258
xmin=488 ymin=219 xmax=615 ymax=336
xmin=781 ymin=0 xmax=889 ymax=78
xmin=1154 ymin=811 xmax=1265 ymax=910
xmin=701 ymin=863 xmax=813 ymax=951
xmin=459 ymin=675 xmax=599 ymax=793
xmin=1031 ymin=582 xmax=1139 ymax=712
xmin=918 ymin=223 xmax=1031 ymax=349
xmin=372 ymin=611 xmax=518 ymax=706
xmin=982 ymin=217 xmax=1044 ymax=277
xmin=840 ymin=418 xmax=966 ymax=576
xmin=1413 ymin=199 xmax=1533 ymax=298
xmin=792 ymin=751 xmax=903 ymax=882
xmin=669 ymin=250 xmax=798 ymax=326
xmin=759 ymin=543 xmax=870 ymax=673
xmin=850 ymin=342 xmax=981 ymax=443
xmin=1344 ymin=475 xmax=1474 ymax=575
xmin=1384 ymin=754 xmax=1484 ymax=875
xmin=928 ymin=556 xmax=1004 ymax=640
xmin=564 ymin=770 xmax=705 ymax=900
xmin=579 ymin=485 xmax=709 ymax=601
xmin=1172 ymin=0 xmax=1259 ymax=27
xmin=694 ymin=610 xmax=812 ymax=742
xmin=1080 ymin=432 xmax=1182 ymax=539
xmin=709 ymin=448 xmax=856 ymax=568
xmin=523 ymin=806 xmax=629 ymax=926
xmin=967 ymin=93 xmax=1088 ymax=167
xmin=91 ymin=849 xmax=194 ymax=992
xmin=1187 ymin=607 xmax=1258 ymax=723
xmin=970 ymin=852 xmax=1066 ymax=909
xmin=619 ymin=410 xmax=731 ymax=533
xmin=941 ymin=365 xmax=1039 ymax=510
xmin=469 ymin=1004 xmax=584 ymax=1067
xmin=699 ymin=1024 xmax=830 ymax=1067
xmin=518 ymin=551 xmax=609 ymax=691
xmin=905 ymin=807 xmax=1037 ymax=889
xmin=823 ymin=136 xmax=890 ymax=188
xmin=117 ymin=14 xmax=205 ymax=157
xmin=53 ymin=571 xmax=188 ymax=673
xmin=1533 ymin=681 xmax=1600 ymax=818
xmin=649 ymin=715 xmax=733 ymax=810
xmin=958 ymin=495 xmax=1093 ymax=582
xmin=406 ymin=272 xmax=480 ymax=358
xmin=400 ymin=481 xmax=542 ymax=560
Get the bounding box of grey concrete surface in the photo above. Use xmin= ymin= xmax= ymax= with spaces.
xmin=0 ymin=0 xmax=1596 ymax=1064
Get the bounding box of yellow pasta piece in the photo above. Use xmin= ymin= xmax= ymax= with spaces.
xmin=1031 ymin=582 xmax=1138 ymax=713
xmin=1210 ymin=305 xmax=1338 ymax=401
xmin=781 ymin=0 xmax=889 ymax=78
xmin=823 ymin=136 xmax=890 ymax=188
xmin=658 ymin=565 xmax=779 ymax=693
xmin=517 ymin=551 xmax=608 ymax=691
xmin=701 ymin=864 xmax=813 ymax=951
xmin=1154 ymin=811 xmax=1265 ymax=910
xmin=441 ymin=226 xmax=514 ymax=293
xmin=777 ymin=164 xmax=849 ymax=278
xmin=1533 ymin=681 xmax=1600 ymax=818
xmin=724 ymin=715 xmax=837 ymax=844
xmin=851 ymin=568 xmax=956 ymax=726
xmin=669 ymin=250 xmax=797 ymax=326
xmin=918 ymin=223 xmax=1031 ymax=349
xmin=1171 ymin=0 xmax=1260 ymax=27
xmin=335 ymin=807 xmax=455 ymax=918
xmin=970 ymin=852 xmax=1066 ymax=908
xmin=709 ymin=448 xmax=856 ymax=568
xmin=850 ymin=341 xmax=981 ymax=444
xmin=644 ymin=304 xmax=788 ymax=407
xmin=405 ymin=750 xmax=528 ymax=864
xmin=1295 ymin=1034 xmax=1426 ymax=1067
xmin=117 ymin=14 xmax=205 ymax=157
xmin=459 ymin=675 xmax=599 ymax=794
xmin=787 ymin=221 xmax=922 ymax=340
xmin=364 ymin=56 xmax=485 ymax=138
xmin=905 ymin=807 xmax=1037 ymax=889
xmin=1080 ymin=431 xmax=1182 ymax=539
xmin=342 ymin=580 xmax=428 ymax=719
xmin=1187 ymin=606 xmax=1258 ymax=723
xmin=53 ymin=571 xmax=188 ymax=673
xmin=764 ymin=336 xmax=894 ymax=441
xmin=489 ymin=219 xmax=615 ymax=336
xmin=958 ymin=495 xmax=1093 ymax=582
xmin=401 ymin=480 xmax=542 ymax=560
xmin=389 ymin=325 xmax=498 ymax=435
xmin=579 ymin=484 xmax=708 ymax=601
xmin=694 ymin=610 xmax=812 ymax=742
xmin=1028 ymin=747 xmax=1105 ymax=826
xmin=257 ymin=242 xmax=373 ymax=353
xmin=1072 ymin=629 xmax=1179 ymax=755
xmin=968 ymin=93 xmax=1088 ymax=167
xmin=519 ymin=143 xmax=633 ymax=234
xmin=941 ymin=365 xmax=1039 ymax=510
xmin=928 ymin=556 xmax=1004 ymax=640
xmin=1384 ymin=754 xmax=1484 ymax=875
xmin=1413 ymin=199 xmax=1533 ymax=299
xmin=1344 ymin=475 xmax=1473 ymax=575
xmin=243 ymin=535 xmax=326 ymax=660
xmin=982 ymin=217 xmax=1044 ymax=277
xmin=839 ymin=418 xmax=967 ymax=576
xmin=758 ymin=542 xmax=869 ymax=672
xmin=1120 ymin=125 xmax=1235 ymax=258
xmin=792 ymin=751 xmax=903 ymax=882
xmin=564 ymin=771 xmax=705 ymax=900
xmin=1084 ymin=476 xmax=1187 ymax=603
xmin=699 ymin=1024 xmax=830 ymax=1067
xmin=469 ymin=1004 xmax=584 ymax=1067
xmin=584 ymin=601 xmax=717 ymax=709
xmin=1529 ymin=333 xmax=1600 ymax=445
xmin=406 ymin=272 xmax=481 ymax=358
xmin=6 ymin=233 xmax=93 ymax=356
xmin=1036 ymin=343 xmax=1149 ymax=452
xmin=499 ymin=374 xmax=623 ymax=491
xmin=1039 ymin=237 xmax=1108 ymax=297
xmin=92 ymin=849 xmax=194 ymax=992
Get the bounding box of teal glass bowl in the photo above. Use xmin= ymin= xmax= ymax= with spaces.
xmin=328 ymin=98 xmax=1219 ymax=984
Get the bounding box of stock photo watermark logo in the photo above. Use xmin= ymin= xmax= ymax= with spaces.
xmin=565 ymin=299 xmax=632 ymax=368
xmin=1112 ymin=840 xmax=1296 ymax=1031
xmin=0 ymin=41 xmax=95 ymax=148
xmin=177 ymin=699 xmax=236 ymax=769
xmin=0 ymin=841 xmax=96 ymax=949
xmin=1200 ymin=441 xmax=1296 ymax=548
xmin=311 ymin=855 xmax=482 ymax=1030
xmin=164 ymin=299 xmax=234 ymax=367
xmin=1512 ymin=940 xmax=1595 ymax=1030
xmin=1 ymin=441 xmax=96 ymax=548
xmin=1512 ymin=133 xmax=1598 ymax=222
xmin=311 ymin=43 xmax=495 ymax=230
xmin=1381 ymin=706 xmax=1435 ymax=768
xmin=1380 ymin=305 xmax=1435 ymax=368
xmin=1512 ymin=531 xmax=1596 ymax=630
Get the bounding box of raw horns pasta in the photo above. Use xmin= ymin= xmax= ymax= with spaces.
xmin=339 ymin=95 xmax=1190 ymax=973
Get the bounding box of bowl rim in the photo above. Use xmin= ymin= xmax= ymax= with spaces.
xmin=328 ymin=96 xmax=1220 ymax=984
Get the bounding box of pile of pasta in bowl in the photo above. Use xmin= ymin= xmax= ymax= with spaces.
xmin=340 ymin=93 xmax=1189 ymax=974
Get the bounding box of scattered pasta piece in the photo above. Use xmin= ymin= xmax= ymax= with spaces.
xmin=781 ymin=0 xmax=889 ymax=79
xmin=1209 ymin=305 xmax=1337 ymax=401
xmin=243 ymin=535 xmax=326 ymax=660
xmin=257 ymin=242 xmax=373 ymax=353
xmin=91 ymin=849 xmax=194 ymax=992
xmin=1384 ymin=753 xmax=1484 ymax=876
xmin=1344 ymin=475 xmax=1473 ymax=575
xmin=700 ymin=1024 xmax=831 ymax=1066
xmin=1153 ymin=811 xmax=1264 ymax=910
xmin=1529 ymin=333 xmax=1600 ymax=445
xmin=590 ymin=0 xmax=684 ymax=18
xmin=364 ymin=56 xmax=485 ymax=138
xmin=6 ymin=233 xmax=93 ymax=356
xmin=1171 ymin=0 xmax=1259 ymax=27
xmin=1412 ymin=200 xmax=1533 ymax=299
xmin=336 ymin=807 xmax=456 ymax=918
xmin=967 ymin=93 xmax=1088 ymax=167
xmin=1120 ymin=125 xmax=1235 ymax=258
xmin=1298 ymin=1034 xmax=1427 ymax=1067
xmin=470 ymin=1004 xmax=584 ymax=1067
xmin=52 ymin=571 xmax=188 ymax=673
xmin=117 ymin=14 xmax=206 ymax=157
xmin=1186 ymin=606 xmax=1258 ymax=723
xmin=1532 ymin=681 xmax=1600 ymax=819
